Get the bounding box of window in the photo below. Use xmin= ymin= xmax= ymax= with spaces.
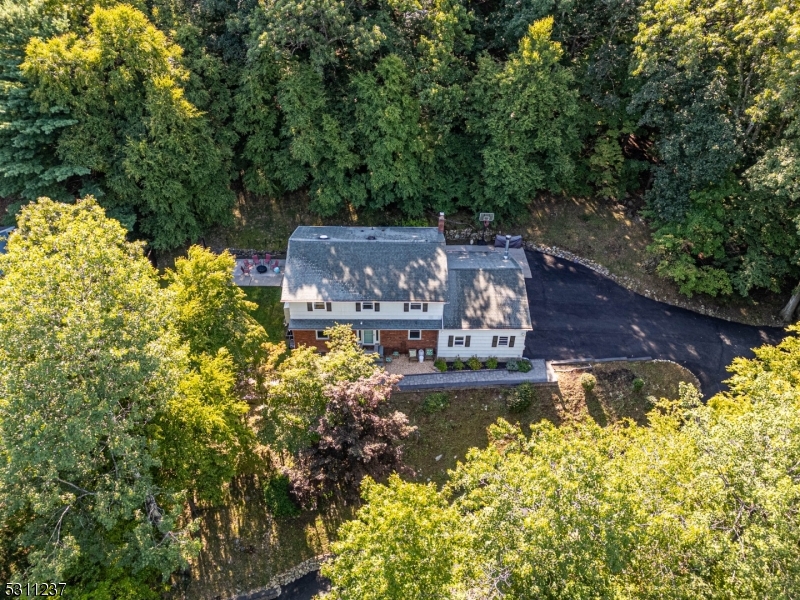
xmin=307 ymin=301 xmax=332 ymax=311
xmin=492 ymin=335 xmax=515 ymax=348
xmin=408 ymin=330 xmax=422 ymax=340
xmin=356 ymin=302 xmax=380 ymax=312
xmin=404 ymin=302 xmax=427 ymax=312
xmin=315 ymin=331 xmax=329 ymax=340
xmin=453 ymin=336 xmax=465 ymax=347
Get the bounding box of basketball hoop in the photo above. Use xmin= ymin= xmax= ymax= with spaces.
xmin=479 ymin=212 xmax=494 ymax=229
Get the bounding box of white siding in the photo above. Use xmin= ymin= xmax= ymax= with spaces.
xmin=436 ymin=330 xmax=526 ymax=359
xmin=287 ymin=301 xmax=444 ymax=321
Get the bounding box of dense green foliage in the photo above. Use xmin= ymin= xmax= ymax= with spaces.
xmin=325 ymin=330 xmax=800 ymax=598
xmin=1 ymin=0 xmax=798 ymax=300
xmin=0 ymin=199 xmax=262 ymax=592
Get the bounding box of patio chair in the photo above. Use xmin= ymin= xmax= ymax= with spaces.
xmin=408 ymin=349 xmax=416 ymax=362
xmin=264 ymin=253 xmax=271 ymax=264
xmin=252 ymin=254 xmax=260 ymax=266
xmin=425 ymin=348 xmax=435 ymax=360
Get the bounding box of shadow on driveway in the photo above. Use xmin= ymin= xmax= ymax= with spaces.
xmin=522 ymin=250 xmax=786 ymax=396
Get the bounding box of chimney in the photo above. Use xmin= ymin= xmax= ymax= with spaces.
xmin=504 ymin=235 xmax=511 ymax=260
xmin=438 ymin=212 xmax=445 ymax=234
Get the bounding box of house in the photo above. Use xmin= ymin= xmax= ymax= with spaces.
xmin=280 ymin=218 xmax=532 ymax=360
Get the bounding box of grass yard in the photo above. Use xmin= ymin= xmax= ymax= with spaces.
xmin=173 ymin=475 xmax=354 ymax=600
xmin=390 ymin=359 xmax=699 ymax=484
xmin=242 ymin=286 xmax=286 ymax=343
xmin=520 ymin=196 xmax=784 ymax=326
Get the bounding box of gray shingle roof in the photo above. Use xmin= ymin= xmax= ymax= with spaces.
xmin=289 ymin=319 xmax=442 ymax=330
xmin=281 ymin=226 xmax=447 ymax=302
xmin=443 ymin=251 xmax=532 ymax=330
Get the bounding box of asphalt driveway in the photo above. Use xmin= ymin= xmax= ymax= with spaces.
xmin=522 ymin=250 xmax=786 ymax=395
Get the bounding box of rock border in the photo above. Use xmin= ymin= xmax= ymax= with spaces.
xmin=226 ymin=554 xmax=332 ymax=600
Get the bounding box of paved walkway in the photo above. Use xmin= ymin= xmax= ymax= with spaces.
xmin=397 ymin=359 xmax=548 ymax=391
xmin=523 ymin=250 xmax=786 ymax=395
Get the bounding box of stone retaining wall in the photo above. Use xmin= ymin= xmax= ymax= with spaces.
xmin=227 ymin=554 xmax=332 ymax=600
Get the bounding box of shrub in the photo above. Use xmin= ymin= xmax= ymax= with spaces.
xmin=632 ymin=377 xmax=645 ymax=392
xmin=434 ymin=358 xmax=447 ymax=372
xmin=264 ymin=474 xmax=300 ymax=517
xmin=422 ymin=392 xmax=450 ymax=414
xmin=508 ymin=383 xmax=535 ymax=412
xmin=485 ymin=356 xmax=499 ymax=369
xmin=467 ymin=355 xmax=482 ymax=370
xmin=580 ymin=373 xmax=597 ymax=392
xmin=517 ymin=359 xmax=532 ymax=373
xmin=453 ymin=357 xmax=465 ymax=371
xmin=507 ymin=359 xmax=520 ymax=372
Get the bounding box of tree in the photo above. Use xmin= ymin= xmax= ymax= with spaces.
xmin=285 ymin=371 xmax=414 ymax=509
xmin=155 ymin=349 xmax=252 ymax=506
xmin=0 ymin=0 xmax=88 ymax=212
xmin=468 ymin=17 xmax=580 ymax=214
xmin=0 ymin=198 xmax=198 ymax=589
xmin=255 ymin=324 xmax=380 ymax=453
xmin=323 ymin=475 xmax=462 ymax=600
xmin=165 ymin=245 xmax=269 ymax=373
xmin=21 ymin=4 xmax=234 ymax=249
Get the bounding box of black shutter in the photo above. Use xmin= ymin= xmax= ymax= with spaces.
xmin=492 ymin=336 xmax=498 ymax=347
xmin=307 ymin=302 xmax=313 ymax=311
xmin=375 ymin=302 xmax=380 ymax=312
xmin=404 ymin=303 xmax=410 ymax=312
xmin=509 ymin=336 xmax=515 ymax=347
xmin=356 ymin=302 xmax=361 ymax=312
xmin=326 ymin=302 xmax=332 ymax=312
xmin=422 ymin=303 xmax=428 ymax=312
xmin=448 ymin=335 xmax=454 ymax=347
xmin=465 ymin=336 xmax=471 ymax=347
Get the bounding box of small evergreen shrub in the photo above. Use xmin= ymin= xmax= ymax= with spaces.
xmin=485 ymin=356 xmax=499 ymax=369
xmin=517 ymin=359 xmax=532 ymax=373
xmin=263 ymin=474 xmax=300 ymax=517
xmin=508 ymin=383 xmax=535 ymax=412
xmin=507 ymin=359 xmax=520 ymax=372
xmin=434 ymin=358 xmax=447 ymax=372
xmin=632 ymin=377 xmax=645 ymax=392
xmin=580 ymin=373 xmax=597 ymax=392
xmin=467 ymin=355 xmax=482 ymax=370
xmin=453 ymin=357 xmax=465 ymax=370
xmin=422 ymin=392 xmax=450 ymax=413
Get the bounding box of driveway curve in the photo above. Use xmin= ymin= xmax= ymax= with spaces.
xmin=522 ymin=250 xmax=786 ymax=395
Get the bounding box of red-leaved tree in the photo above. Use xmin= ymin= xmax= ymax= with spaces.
xmin=286 ymin=372 xmax=415 ymax=509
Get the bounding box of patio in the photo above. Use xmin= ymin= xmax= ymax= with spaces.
xmin=380 ymin=354 xmax=437 ymax=376
xmin=233 ymin=258 xmax=285 ymax=287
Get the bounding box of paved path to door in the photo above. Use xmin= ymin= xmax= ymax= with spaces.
xmin=523 ymin=250 xmax=786 ymax=395
xmin=397 ymin=360 xmax=548 ymax=391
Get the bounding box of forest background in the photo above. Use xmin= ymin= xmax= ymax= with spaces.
xmin=1 ymin=0 xmax=798 ymax=303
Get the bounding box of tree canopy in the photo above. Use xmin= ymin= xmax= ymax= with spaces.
xmin=325 ymin=330 xmax=800 ymax=598
xmin=0 ymin=198 xmax=258 ymax=593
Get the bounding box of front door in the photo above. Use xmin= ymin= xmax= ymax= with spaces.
xmin=359 ymin=330 xmax=377 ymax=346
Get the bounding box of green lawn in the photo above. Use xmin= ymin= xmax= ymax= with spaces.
xmin=243 ymin=287 xmax=285 ymax=343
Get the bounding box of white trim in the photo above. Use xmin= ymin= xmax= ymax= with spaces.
xmin=408 ymin=330 xmax=422 ymax=340
xmin=315 ymin=330 xmax=329 ymax=340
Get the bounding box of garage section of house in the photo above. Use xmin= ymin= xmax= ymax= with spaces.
xmin=437 ymin=249 xmax=532 ymax=360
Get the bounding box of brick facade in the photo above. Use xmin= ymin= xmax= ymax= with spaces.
xmin=291 ymin=328 xmax=438 ymax=354
xmin=292 ymin=329 xmax=329 ymax=352
xmin=378 ymin=329 xmax=439 ymax=355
